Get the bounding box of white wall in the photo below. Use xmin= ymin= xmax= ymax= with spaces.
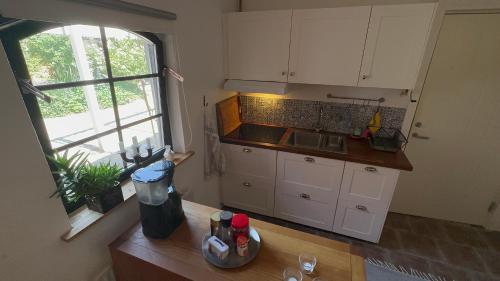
xmin=0 ymin=0 xmax=237 ymax=280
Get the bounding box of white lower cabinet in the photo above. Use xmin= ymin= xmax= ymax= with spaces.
xmin=221 ymin=144 xmax=277 ymax=216
xmin=333 ymin=162 xmax=400 ymax=242
xmin=274 ymin=152 xmax=345 ymax=231
xmin=221 ymin=144 xmax=401 ymax=242
xmin=221 ymin=172 xmax=275 ymax=216
xmin=333 ymin=200 xmax=388 ymax=242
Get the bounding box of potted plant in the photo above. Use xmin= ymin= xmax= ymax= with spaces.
xmin=47 ymin=151 xmax=89 ymax=211
xmin=79 ymin=162 xmax=124 ymax=213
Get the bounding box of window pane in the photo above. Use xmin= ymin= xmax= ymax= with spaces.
xmin=41 ymin=85 xmax=116 ymax=149
xmin=20 ymin=25 xmax=107 ymax=86
xmin=115 ymin=78 xmax=161 ymax=125
xmin=105 ymin=27 xmax=157 ymax=77
xmin=57 ymin=132 xmax=125 ymax=169
xmin=121 ymin=117 xmax=164 ymax=153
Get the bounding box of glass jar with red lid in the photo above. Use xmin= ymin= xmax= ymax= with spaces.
xmin=231 ymin=213 xmax=249 ymax=241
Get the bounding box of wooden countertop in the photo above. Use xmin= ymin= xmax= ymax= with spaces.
xmin=109 ymin=200 xmax=366 ymax=281
xmin=221 ymin=126 xmax=413 ymax=171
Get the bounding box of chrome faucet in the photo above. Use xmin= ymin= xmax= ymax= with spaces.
xmin=314 ymin=104 xmax=324 ymax=132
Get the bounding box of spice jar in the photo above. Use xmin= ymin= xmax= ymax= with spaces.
xmin=231 ymin=213 xmax=249 ymax=242
xmin=218 ymin=211 xmax=233 ymax=246
xmin=210 ymin=211 xmax=221 ymax=236
xmin=236 ymin=235 xmax=249 ymax=257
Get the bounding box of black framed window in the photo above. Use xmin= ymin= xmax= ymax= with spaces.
xmin=1 ymin=20 xmax=172 ymax=213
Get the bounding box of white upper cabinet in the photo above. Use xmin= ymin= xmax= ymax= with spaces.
xmin=223 ymin=3 xmax=435 ymax=89
xmin=288 ymin=7 xmax=370 ymax=86
xmin=358 ymin=3 xmax=436 ymax=89
xmin=224 ymin=10 xmax=292 ymax=82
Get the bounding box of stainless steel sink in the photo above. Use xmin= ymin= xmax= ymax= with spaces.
xmin=285 ymin=131 xmax=323 ymax=149
xmin=284 ymin=131 xmax=347 ymax=154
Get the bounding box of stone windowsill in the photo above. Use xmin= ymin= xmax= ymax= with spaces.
xmin=61 ymin=151 xmax=194 ymax=241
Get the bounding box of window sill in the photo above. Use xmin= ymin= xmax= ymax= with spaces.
xmin=61 ymin=151 xmax=194 ymax=241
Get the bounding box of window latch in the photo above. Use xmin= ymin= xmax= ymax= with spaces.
xmin=162 ymin=66 xmax=184 ymax=82
xmin=18 ymin=79 xmax=52 ymax=103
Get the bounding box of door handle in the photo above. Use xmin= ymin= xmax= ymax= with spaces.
xmin=242 ymin=182 xmax=251 ymax=187
xmin=362 ymin=74 xmax=371 ymax=80
xmin=412 ymin=133 xmax=430 ymax=140
xmin=242 ymin=148 xmax=252 ymax=153
xmin=299 ymin=193 xmax=311 ymax=200
xmin=304 ymin=157 xmax=315 ymax=163
xmin=356 ymin=205 xmax=368 ymax=212
xmin=365 ymin=167 xmax=377 ymax=173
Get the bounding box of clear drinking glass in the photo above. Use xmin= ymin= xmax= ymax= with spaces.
xmin=282 ymin=267 xmax=303 ymax=281
xmin=299 ymin=253 xmax=317 ymax=274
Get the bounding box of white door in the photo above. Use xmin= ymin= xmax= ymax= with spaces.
xmin=288 ymin=7 xmax=370 ymax=86
xmin=358 ymin=3 xmax=436 ymax=89
xmin=224 ymin=10 xmax=292 ymax=82
xmin=391 ymin=14 xmax=500 ymax=226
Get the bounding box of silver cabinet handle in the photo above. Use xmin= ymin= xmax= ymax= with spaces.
xmin=242 ymin=148 xmax=252 ymax=153
xmin=304 ymin=157 xmax=315 ymax=163
xmin=412 ymin=133 xmax=430 ymax=140
xmin=289 ymin=71 xmax=295 ymax=76
xmin=365 ymin=166 xmax=377 ymax=172
xmin=242 ymin=182 xmax=251 ymax=187
xmin=356 ymin=205 xmax=368 ymax=212
xmin=281 ymin=71 xmax=287 ymax=76
xmin=362 ymin=74 xmax=371 ymax=80
xmin=299 ymin=193 xmax=311 ymax=200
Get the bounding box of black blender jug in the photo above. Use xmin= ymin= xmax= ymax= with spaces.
xmin=131 ymin=160 xmax=184 ymax=239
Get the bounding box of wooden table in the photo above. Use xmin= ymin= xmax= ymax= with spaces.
xmin=109 ymin=200 xmax=366 ymax=281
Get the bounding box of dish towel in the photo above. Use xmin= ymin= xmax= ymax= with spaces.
xmin=204 ymin=110 xmax=225 ymax=179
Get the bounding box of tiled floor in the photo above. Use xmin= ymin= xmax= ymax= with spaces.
xmin=223 ymin=207 xmax=500 ymax=281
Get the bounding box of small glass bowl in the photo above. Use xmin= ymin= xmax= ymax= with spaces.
xmin=299 ymin=253 xmax=317 ymax=274
xmin=282 ymin=267 xmax=303 ymax=281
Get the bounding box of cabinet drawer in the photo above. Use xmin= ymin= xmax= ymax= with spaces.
xmin=339 ymin=162 xmax=399 ymax=207
xmin=221 ymin=172 xmax=275 ymax=216
xmin=276 ymin=152 xmax=345 ymax=200
xmin=223 ymin=144 xmax=277 ymax=179
xmin=332 ymin=200 xmax=387 ymax=242
xmin=275 ymin=193 xmax=335 ymax=231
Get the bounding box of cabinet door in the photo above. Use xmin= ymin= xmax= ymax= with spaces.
xmin=224 ymin=10 xmax=292 ymax=82
xmin=222 ymin=172 xmax=275 ymax=216
xmin=222 ymin=143 xmax=277 ymax=179
xmin=333 ymin=162 xmax=399 ymax=242
xmin=288 ymin=7 xmax=370 ymax=86
xmin=358 ymin=3 xmax=436 ymax=89
xmin=333 ymin=200 xmax=387 ymax=242
xmin=275 ymin=152 xmax=345 ymax=230
xmin=339 ymin=162 xmax=400 ymax=207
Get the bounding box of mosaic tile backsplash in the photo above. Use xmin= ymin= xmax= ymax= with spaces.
xmin=240 ymin=95 xmax=406 ymax=134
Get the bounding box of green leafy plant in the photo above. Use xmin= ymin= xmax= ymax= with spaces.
xmin=20 ymin=32 xmax=148 ymax=118
xmin=47 ymin=150 xmax=89 ymax=202
xmin=79 ymin=162 xmax=122 ymax=197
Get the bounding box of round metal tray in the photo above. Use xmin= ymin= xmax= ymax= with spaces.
xmin=202 ymin=227 xmax=261 ymax=269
